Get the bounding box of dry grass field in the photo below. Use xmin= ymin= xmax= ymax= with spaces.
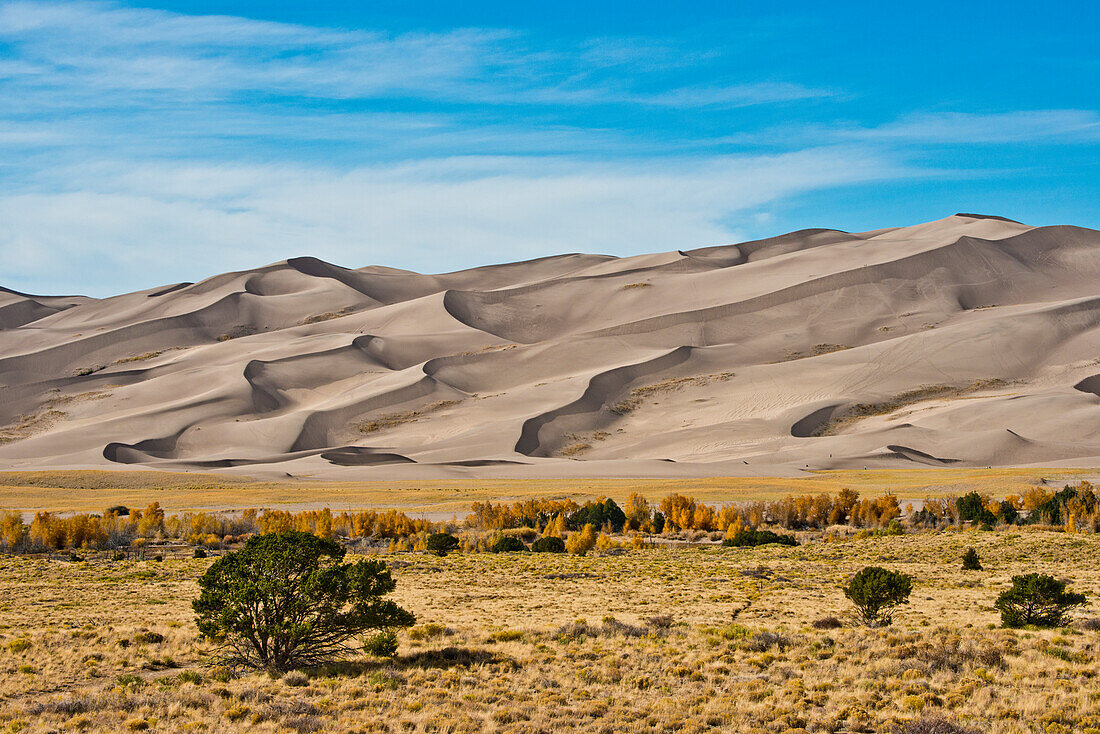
xmin=0 ymin=468 xmax=1091 ymax=515
xmin=1 ymin=528 xmax=1097 ymax=733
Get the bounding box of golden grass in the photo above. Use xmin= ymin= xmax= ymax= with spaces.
xmin=0 ymin=468 xmax=1092 ymax=515
xmin=0 ymin=530 xmax=1097 ymax=732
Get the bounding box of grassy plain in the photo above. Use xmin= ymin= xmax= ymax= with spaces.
xmin=0 ymin=467 xmax=1092 ymax=515
xmin=1 ymin=529 xmax=1097 ymax=733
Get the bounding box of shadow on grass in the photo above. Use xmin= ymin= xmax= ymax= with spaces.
xmin=313 ymin=647 xmax=513 ymax=677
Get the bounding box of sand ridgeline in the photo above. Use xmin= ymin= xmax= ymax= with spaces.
xmin=4 ymin=213 xmax=1100 ymax=480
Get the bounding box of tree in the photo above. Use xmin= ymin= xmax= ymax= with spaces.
xmin=956 ymin=493 xmax=996 ymax=525
xmin=844 ymin=566 xmax=912 ymax=627
xmin=488 ymin=535 xmax=526 ymax=552
xmin=567 ymin=498 xmax=626 ymax=532
xmin=193 ymin=531 xmax=414 ymax=672
xmin=531 ymin=536 xmax=565 ymax=553
xmin=425 ymin=532 xmax=459 ymax=556
xmin=961 ymin=547 xmax=982 ymax=571
xmin=994 ymin=574 xmax=1086 ymax=628
xmin=565 ymin=524 xmax=597 ymax=556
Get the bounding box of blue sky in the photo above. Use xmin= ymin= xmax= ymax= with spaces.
xmin=1 ymin=1 xmax=1097 ymax=296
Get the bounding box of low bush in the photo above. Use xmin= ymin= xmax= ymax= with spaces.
xmin=425 ymin=532 xmax=460 ymax=556
xmin=488 ymin=535 xmax=527 ymax=553
xmin=531 ymin=536 xmax=566 ymax=553
xmin=722 ymin=529 xmax=797 ymax=547
xmin=812 ymin=616 xmax=842 ymax=629
xmin=901 ymin=718 xmax=980 ymax=734
xmin=362 ymin=630 xmax=398 ymax=658
xmin=913 ymin=636 xmax=1006 ymax=672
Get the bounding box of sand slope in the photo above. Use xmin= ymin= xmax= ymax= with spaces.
xmin=4 ymin=214 xmax=1100 ymax=478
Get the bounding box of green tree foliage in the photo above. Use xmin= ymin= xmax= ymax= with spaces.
xmin=567 ymin=498 xmax=626 ymax=532
xmin=425 ymin=532 xmax=460 ymax=556
xmin=488 ymin=535 xmax=527 ymax=553
xmin=994 ymin=574 xmax=1086 ymax=627
xmin=996 ymin=500 xmax=1018 ymax=525
xmin=961 ymin=547 xmax=982 ymax=571
xmin=956 ymin=493 xmax=997 ymax=525
xmin=721 ymin=529 xmax=797 ymax=547
xmin=844 ymin=566 xmax=912 ymax=627
xmin=531 ymin=536 xmax=566 ymax=553
xmin=193 ymin=531 xmax=414 ymax=671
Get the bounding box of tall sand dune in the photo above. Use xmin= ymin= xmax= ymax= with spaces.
xmin=4 ymin=213 xmax=1100 ymax=478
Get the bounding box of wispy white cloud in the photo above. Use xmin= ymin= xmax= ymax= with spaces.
xmin=0 ymin=147 xmax=905 ymax=296
xmin=850 ymin=110 xmax=1100 ymax=144
xmin=0 ymin=0 xmax=826 ymax=109
xmin=721 ymin=110 xmax=1100 ymax=147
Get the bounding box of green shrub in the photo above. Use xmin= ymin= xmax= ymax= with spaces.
xmin=722 ymin=529 xmax=797 ymax=547
xmin=844 ymin=566 xmax=912 ymax=627
xmin=488 ymin=535 xmax=527 ymax=553
xmin=363 ymin=630 xmax=398 ymax=658
xmin=995 ymin=574 xmax=1086 ymax=628
xmin=531 ymin=536 xmax=566 ymax=553
xmin=193 ymin=530 xmax=415 ymax=671
xmin=176 ymin=670 xmax=203 ymax=685
xmin=425 ymin=532 xmax=460 ymax=556
xmin=961 ymin=547 xmax=982 ymax=571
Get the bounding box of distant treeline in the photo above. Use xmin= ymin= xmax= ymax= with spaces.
xmin=0 ymin=482 xmax=1096 ymax=554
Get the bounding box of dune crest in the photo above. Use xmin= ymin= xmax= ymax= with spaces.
xmin=4 ymin=214 xmax=1100 ymax=478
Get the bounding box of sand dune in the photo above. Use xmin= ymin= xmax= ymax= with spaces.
xmin=4 ymin=213 xmax=1100 ymax=478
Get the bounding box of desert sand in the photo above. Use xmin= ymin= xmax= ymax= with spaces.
xmin=3 ymin=213 xmax=1100 ymax=479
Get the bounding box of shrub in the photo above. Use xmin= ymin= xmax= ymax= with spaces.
xmin=995 ymin=574 xmax=1086 ymax=628
xmin=425 ymin=532 xmax=460 ymax=556
xmin=844 ymin=566 xmax=912 ymax=627
xmin=282 ymin=671 xmax=309 ymax=687
xmin=722 ymin=529 xmax=797 ymax=547
xmin=565 ymin=524 xmax=597 ymax=556
xmin=900 ymin=718 xmax=979 ymax=734
xmin=488 ymin=535 xmax=527 ymax=553
xmin=193 ymin=547 xmax=207 ymax=559
xmin=531 ymin=536 xmax=566 ymax=553
xmin=193 ymin=530 xmax=415 ymax=671
xmin=812 ymin=616 xmax=842 ymax=629
xmin=961 ymin=547 xmax=982 ymax=571
xmin=363 ymin=630 xmax=398 ymax=657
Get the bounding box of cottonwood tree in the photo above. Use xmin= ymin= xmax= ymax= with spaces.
xmin=194 ymin=531 xmax=414 ymax=671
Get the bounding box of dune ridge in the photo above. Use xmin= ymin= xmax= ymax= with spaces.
xmin=4 ymin=214 xmax=1100 ymax=479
